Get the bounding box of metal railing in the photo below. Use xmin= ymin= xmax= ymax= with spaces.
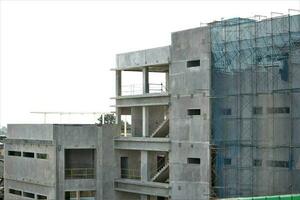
xmin=120 ymin=168 xmax=141 ymax=180
xmin=121 ymin=83 xmax=167 ymax=96
xmin=151 ymin=157 xmax=169 ymax=178
xmin=65 ymin=168 xmax=95 ymax=179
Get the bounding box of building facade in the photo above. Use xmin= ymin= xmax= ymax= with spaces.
xmin=4 ymin=124 xmax=116 ymax=200
xmin=3 ymin=14 xmax=300 ymax=200
xmin=113 ymin=14 xmax=300 ymax=200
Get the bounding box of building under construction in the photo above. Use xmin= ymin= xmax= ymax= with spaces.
xmin=113 ymin=13 xmax=300 ymax=200
xmin=4 ymin=12 xmax=300 ymax=200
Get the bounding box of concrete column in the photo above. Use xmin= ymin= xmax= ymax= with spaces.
xmin=141 ymin=151 xmax=149 ymax=180
xmin=141 ymin=106 xmax=149 ymax=200
xmin=165 ymin=71 xmax=169 ymax=92
xmin=76 ymin=191 xmax=80 ymax=200
xmin=116 ymin=70 xmax=122 ymax=96
xmin=143 ymin=67 xmax=149 ymax=94
xmin=142 ymin=106 xmax=149 ymax=137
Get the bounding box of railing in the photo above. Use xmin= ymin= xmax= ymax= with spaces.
xmin=65 ymin=168 xmax=95 ymax=179
xmin=121 ymin=168 xmax=141 ymax=180
xmin=121 ymin=83 xmax=167 ymax=96
xmin=151 ymin=157 xmax=168 ymax=178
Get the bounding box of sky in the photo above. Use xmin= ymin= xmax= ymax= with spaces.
xmin=0 ymin=0 xmax=299 ymax=126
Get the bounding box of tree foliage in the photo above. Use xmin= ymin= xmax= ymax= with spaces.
xmin=96 ymin=114 xmax=116 ymax=126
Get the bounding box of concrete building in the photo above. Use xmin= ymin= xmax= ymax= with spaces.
xmin=113 ymin=14 xmax=300 ymax=200
xmin=4 ymin=14 xmax=300 ymax=200
xmin=4 ymin=124 xmax=116 ymax=200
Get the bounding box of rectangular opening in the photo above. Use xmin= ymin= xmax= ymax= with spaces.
xmin=187 ymin=109 xmax=201 ymax=115
xmin=37 ymin=195 xmax=47 ymax=200
xmin=8 ymin=151 xmax=21 ymax=157
xmin=253 ymin=159 xmax=262 ymax=167
xmin=120 ymin=157 xmax=129 ymax=178
xmin=65 ymin=149 xmax=95 ymax=179
xmin=65 ymin=191 xmax=76 ymax=200
xmin=267 ymin=107 xmax=290 ymax=114
xmin=267 ymin=160 xmax=289 ymax=168
xmin=253 ymin=107 xmax=263 ymax=115
xmin=224 ymin=158 xmax=232 ymax=165
xmin=9 ymin=188 xmax=22 ymax=196
xmin=23 ymin=191 xmax=35 ymax=199
xmin=222 ymin=108 xmax=232 ymax=115
xmin=23 ymin=152 xmax=35 ymax=158
xmin=187 ymin=60 xmax=200 ymax=68
xmin=37 ymin=153 xmax=48 ymax=159
xmin=80 ymin=191 xmax=96 ymax=199
xmin=187 ymin=158 xmax=201 ymax=164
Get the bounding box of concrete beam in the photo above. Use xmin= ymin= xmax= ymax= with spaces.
xmin=115 ymin=94 xmax=170 ymax=107
xmin=114 ymin=137 xmax=170 ymax=152
xmin=114 ymin=179 xmax=170 ymax=197
xmin=116 ymin=46 xmax=170 ymax=70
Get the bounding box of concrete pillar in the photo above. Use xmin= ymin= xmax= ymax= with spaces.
xmin=116 ymin=70 xmax=122 ymax=96
xmin=143 ymin=67 xmax=149 ymax=94
xmin=76 ymin=191 xmax=80 ymax=200
xmin=142 ymin=106 xmax=149 ymax=137
xmin=141 ymin=106 xmax=149 ymax=200
xmin=165 ymin=71 xmax=169 ymax=92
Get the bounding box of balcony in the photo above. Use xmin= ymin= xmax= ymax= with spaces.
xmin=65 ymin=168 xmax=95 ymax=179
xmin=122 ymin=83 xmax=167 ymax=96
xmin=65 ymin=149 xmax=95 ymax=180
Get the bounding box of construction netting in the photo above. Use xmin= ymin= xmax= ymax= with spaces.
xmin=210 ymin=15 xmax=300 ymax=198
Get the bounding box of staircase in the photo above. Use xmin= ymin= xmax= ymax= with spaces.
xmin=150 ymin=118 xmax=169 ymax=138
xmin=151 ymin=162 xmax=169 ymax=182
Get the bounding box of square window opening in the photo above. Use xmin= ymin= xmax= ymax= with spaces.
xmin=8 ymin=151 xmax=21 ymax=157
xmin=187 ymin=158 xmax=201 ymax=164
xmin=187 ymin=109 xmax=201 ymax=116
xmin=23 ymin=191 xmax=35 ymax=199
xmin=9 ymin=189 xmax=22 ymax=196
xmin=187 ymin=60 xmax=200 ymax=68
xmin=37 ymin=153 xmax=48 ymax=159
xmin=23 ymin=152 xmax=35 ymax=158
xmin=37 ymin=195 xmax=47 ymax=200
xmin=224 ymin=158 xmax=232 ymax=165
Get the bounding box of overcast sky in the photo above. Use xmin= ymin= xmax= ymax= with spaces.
xmin=0 ymin=0 xmax=299 ymax=126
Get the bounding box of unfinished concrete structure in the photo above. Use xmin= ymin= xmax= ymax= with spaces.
xmin=113 ymin=14 xmax=300 ymax=200
xmin=4 ymin=124 xmax=116 ymax=200
xmin=3 ymin=13 xmax=300 ymax=200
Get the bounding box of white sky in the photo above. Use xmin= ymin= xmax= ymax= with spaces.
xmin=0 ymin=0 xmax=299 ymax=126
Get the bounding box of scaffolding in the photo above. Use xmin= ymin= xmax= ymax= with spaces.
xmin=210 ymin=13 xmax=300 ymax=198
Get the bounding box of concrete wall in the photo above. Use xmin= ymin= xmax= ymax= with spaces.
xmin=7 ymin=124 xmax=54 ymax=141
xmin=98 ymin=125 xmax=118 ymax=200
xmin=116 ymin=46 xmax=170 ymax=69
xmin=169 ymin=26 xmax=211 ymax=200
xmin=5 ymin=124 xmax=117 ymax=200
xmin=54 ymin=124 xmax=100 ymax=199
xmin=5 ymin=124 xmax=56 ymax=200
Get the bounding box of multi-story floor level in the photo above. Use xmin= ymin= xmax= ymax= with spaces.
xmin=4 ymin=124 xmax=116 ymax=200
xmin=113 ymin=14 xmax=300 ymax=200
xmin=3 ymin=14 xmax=300 ymax=200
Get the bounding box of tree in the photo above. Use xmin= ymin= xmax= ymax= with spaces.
xmin=96 ymin=113 xmax=116 ymax=126
xmin=0 ymin=127 xmax=6 ymax=135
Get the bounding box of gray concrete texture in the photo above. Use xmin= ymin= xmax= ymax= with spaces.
xmin=4 ymin=124 xmax=116 ymax=200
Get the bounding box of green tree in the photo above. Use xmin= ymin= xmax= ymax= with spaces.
xmin=0 ymin=127 xmax=6 ymax=135
xmin=96 ymin=113 xmax=116 ymax=126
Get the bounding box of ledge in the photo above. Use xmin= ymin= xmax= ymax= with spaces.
xmin=113 ymin=93 xmax=170 ymax=107
xmin=114 ymin=178 xmax=170 ymax=197
xmin=114 ymin=137 xmax=170 ymax=151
